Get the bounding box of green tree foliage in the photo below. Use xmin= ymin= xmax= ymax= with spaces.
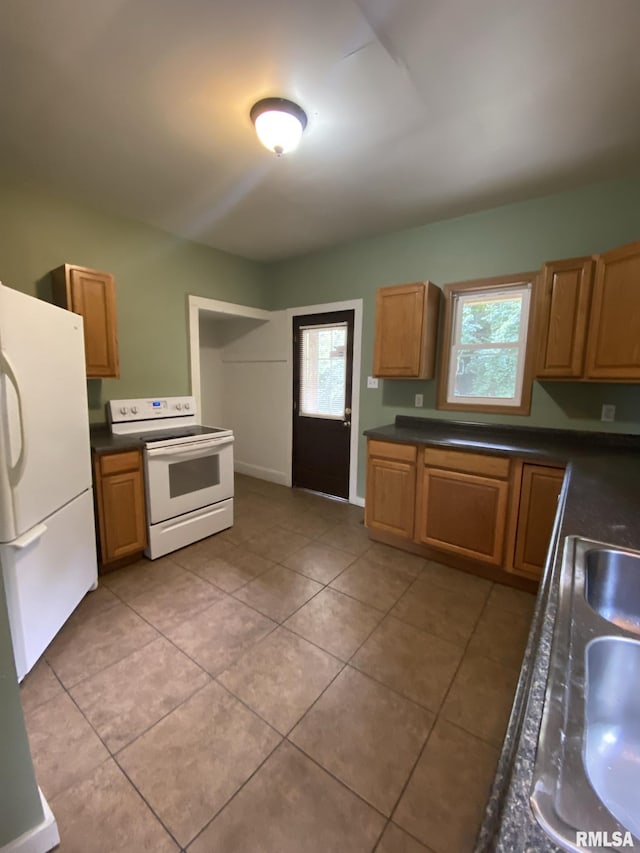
xmin=455 ymin=297 xmax=521 ymax=398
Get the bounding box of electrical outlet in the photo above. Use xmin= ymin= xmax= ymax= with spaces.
xmin=367 ymin=376 xmax=379 ymax=389
xmin=414 ymin=393 xmax=424 ymax=407
xmin=601 ymin=404 xmax=616 ymax=422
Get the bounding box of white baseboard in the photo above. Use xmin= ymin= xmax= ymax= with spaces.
xmin=351 ymin=495 xmax=365 ymax=508
xmin=234 ymin=461 xmax=291 ymax=487
xmin=1 ymin=789 xmax=59 ymax=853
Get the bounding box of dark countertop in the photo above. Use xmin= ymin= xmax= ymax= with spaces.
xmin=364 ymin=417 xmax=640 ymax=852
xmin=90 ymin=424 xmax=145 ymax=454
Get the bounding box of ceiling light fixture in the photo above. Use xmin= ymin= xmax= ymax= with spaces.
xmin=250 ymin=97 xmax=307 ymax=156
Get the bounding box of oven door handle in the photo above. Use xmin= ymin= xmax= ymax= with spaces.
xmin=146 ymin=438 xmax=233 ymax=460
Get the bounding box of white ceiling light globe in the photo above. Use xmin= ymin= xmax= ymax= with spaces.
xmin=250 ymin=98 xmax=308 ymax=156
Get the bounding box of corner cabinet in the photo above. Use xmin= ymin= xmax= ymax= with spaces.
xmin=373 ymin=281 xmax=441 ymax=378
xmin=52 ymin=264 xmax=120 ymax=378
xmin=365 ymin=440 xmax=416 ymax=538
xmin=507 ymin=462 xmax=564 ymax=580
xmin=93 ymin=450 xmax=147 ymax=567
xmin=415 ymin=448 xmax=510 ymax=566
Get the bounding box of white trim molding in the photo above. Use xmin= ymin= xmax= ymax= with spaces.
xmin=287 ymin=299 xmax=363 ymax=506
xmin=1 ymin=789 xmax=59 ymax=853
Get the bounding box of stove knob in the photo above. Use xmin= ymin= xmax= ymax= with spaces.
xmin=120 ymin=406 xmax=128 ymax=415
xmin=132 ymin=406 xmax=138 ymax=414
xmin=184 ymin=402 xmax=190 ymax=410
xmin=175 ymin=403 xmax=182 ymax=411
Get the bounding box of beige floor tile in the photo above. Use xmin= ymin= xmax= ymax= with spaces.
xmin=291 ymin=667 xmax=433 ymax=815
xmin=118 ymin=681 xmax=281 ymax=847
xmin=440 ymin=651 xmax=518 ymax=747
xmin=421 ymin=560 xmax=492 ymax=597
xmin=165 ymin=596 xmax=276 ymax=675
xmin=26 ymin=692 xmax=109 ymax=800
xmin=366 ymin=542 xmax=427 ymax=577
xmin=394 ymin=719 xmax=498 ymax=853
xmin=391 ymin=574 xmax=489 ymax=647
xmin=233 ymin=565 xmax=322 ymax=622
xmin=319 ymin=522 xmax=373 ymax=555
xmin=284 ymin=588 xmax=382 ymax=660
xmin=127 ymin=569 xmax=224 ymax=633
xmin=282 ymin=542 xmax=355 ymax=584
xmin=488 ymin=582 xmax=536 ymax=619
xmin=352 ymin=617 xmax=462 ymax=712
xmin=188 ymin=742 xmax=385 ymax=853
xmin=330 ymin=557 xmax=414 ymax=611
xmin=101 ymin=557 xmax=185 ymax=602
xmin=173 ymin=540 xmax=275 ymax=592
xmin=278 ymin=507 xmax=331 ymax=538
xmin=218 ymin=628 xmax=342 ymax=734
xmin=46 ymin=604 xmax=158 ymax=687
xmin=20 ymin=659 xmax=64 ymax=715
xmin=70 ymin=585 xmax=120 ymax=621
xmin=215 ymin=515 xmax=273 ymax=547
xmin=377 ymin=822 xmax=434 ymax=853
xmin=50 ymin=759 xmax=178 ymax=852
xmin=243 ymin=526 xmax=312 ymax=562
xmin=70 ymin=637 xmax=210 ymax=752
xmin=467 ymin=600 xmax=531 ymax=671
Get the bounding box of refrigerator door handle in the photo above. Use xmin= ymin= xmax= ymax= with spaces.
xmin=10 ymin=523 xmax=48 ymax=550
xmin=0 ymin=349 xmax=27 ymax=485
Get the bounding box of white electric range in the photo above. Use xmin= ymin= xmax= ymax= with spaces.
xmin=108 ymin=396 xmax=234 ymax=559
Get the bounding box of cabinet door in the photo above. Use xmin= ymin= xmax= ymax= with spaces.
xmin=94 ymin=452 xmax=147 ymax=563
xmin=416 ymin=467 xmax=509 ymax=565
xmin=373 ymin=282 xmax=440 ymax=378
xmin=536 ymin=257 xmax=594 ymax=377
xmin=366 ymin=456 xmax=416 ymax=538
xmin=586 ymin=240 xmax=640 ymax=380
xmin=511 ymin=464 xmax=564 ymax=579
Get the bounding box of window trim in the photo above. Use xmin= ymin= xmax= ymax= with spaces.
xmin=436 ymin=272 xmax=539 ymax=416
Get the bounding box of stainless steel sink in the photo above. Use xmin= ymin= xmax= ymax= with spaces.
xmin=585 ymin=637 xmax=640 ymax=840
xmin=585 ymin=549 xmax=640 ymax=635
xmin=531 ymin=537 xmax=640 ymax=851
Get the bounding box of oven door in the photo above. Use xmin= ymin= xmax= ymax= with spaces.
xmin=144 ymin=436 xmax=234 ymax=524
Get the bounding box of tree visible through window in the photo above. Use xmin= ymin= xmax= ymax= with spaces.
xmin=443 ymin=282 xmax=533 ymax=409
xmin=299 ymin=323 xmax=347 ymax=418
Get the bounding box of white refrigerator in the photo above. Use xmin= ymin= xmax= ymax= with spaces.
xmin=0 ymin=283 xmax=98 ymax=682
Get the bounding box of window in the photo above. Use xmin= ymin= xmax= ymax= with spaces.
xmin=438 ymin=275 xmax=537 ymax=414
xmin=299 ymin=322 xmax=347 ymax=418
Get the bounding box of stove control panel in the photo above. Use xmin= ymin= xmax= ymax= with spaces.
xmin=108 ymin=396 xmax=196 ymax=424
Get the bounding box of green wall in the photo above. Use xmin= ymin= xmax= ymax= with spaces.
xmin=266 ymin=176 xmax=640 ymax=494
xmin=0 ymin=178 xmax=269 ymax=422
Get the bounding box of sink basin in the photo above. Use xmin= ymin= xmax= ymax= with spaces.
xmin=585 ymin=636 xmax=640 ymax=839
xmin=531 ymin=537 xmax=640 ymax=851
xmin=585 ymin=548 xmax=640 ymax=635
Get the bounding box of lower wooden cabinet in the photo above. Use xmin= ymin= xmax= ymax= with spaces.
xmin=365 ymin=440 xmax=416 ymax=538
xmin=508 ymin=462 xmax=564 ymax=580
xmin=415 ymin=448 xmax=510 ymax=566
xmin=93 ymin=450 xmax=147 ymax=566
xmin=365 ymin=439 xmax=565 ymax=589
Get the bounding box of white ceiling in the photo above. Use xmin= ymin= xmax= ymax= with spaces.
xmin=2 ymin=0 xmax=640 ymax=261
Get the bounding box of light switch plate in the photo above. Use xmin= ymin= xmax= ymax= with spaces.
xmin=367 ymin=376 xmax=379 ymax=389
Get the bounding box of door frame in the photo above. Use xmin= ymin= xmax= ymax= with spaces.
xmin=287 ymin=299 xmax=363 ymax=506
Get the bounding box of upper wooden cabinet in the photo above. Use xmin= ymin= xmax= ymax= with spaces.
xmin=535 ymin=239 xmax=640 ymax=382
xmin=365 ymin=440 xmax=416 ymax=539
xmin=508 ymin=462 xmax=564 ymax=580
xmin=536 ymin=257 xmax=594 ymax=378
xmin=52 ymin=264 xmax=120 ymax=378
xmin=373 ymin=281 xmax=440 ymax=378
xmin=585 ymin=239 xmax=640 ymax=380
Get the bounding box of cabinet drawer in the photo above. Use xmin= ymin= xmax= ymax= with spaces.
xmin=368 ymin=440 xmax=417 ymax=463
xmin=99 ymin=450 xmax=141 ymax=477
xmin=422 ymin=447 xmax=510 ymax=479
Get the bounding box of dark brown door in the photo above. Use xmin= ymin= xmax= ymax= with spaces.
xmin=292 ymin=310 xmax=354 ymax=498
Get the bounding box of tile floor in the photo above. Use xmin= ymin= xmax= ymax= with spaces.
xmin=20 ymin=474 xmax=536 ymax=853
